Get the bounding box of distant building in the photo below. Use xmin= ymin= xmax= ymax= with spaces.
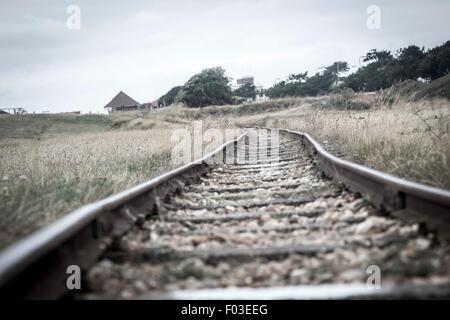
xmin=104 ymin=91 xmax=142 ymax=113
xmin=141 ymin=99 xmax=162 ymax=110
xmin=141 ymin=102 xmax=152 ymax=110
xmin=231 ymin=76 xmax=256 ymax=91
xmin=255 ymin=84 xmax=268 ymax=102
xmin=237 ymin=76 xmax=254 ymax=86
xmin=417 ymin=77 xmax=430 ymax=84
xmin=230 ymin=76 xmax=267 ymax=102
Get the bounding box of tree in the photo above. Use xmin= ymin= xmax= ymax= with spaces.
xmin=265 ymin=62 xmax=349 ymax=98
xmin=344 ymin=72 xmax=365 ymax=91
xmin=288 ymin=72 xmax=308 ymax=82
xmin=176 ymin=67 xmax=233 ymax=107
xmin=418 ymin=41 xmax=450 ymax=80
xmin=363 ymin=49 xmax=393 ymax=64
xmin=159 ymin=85 xmax=182 ymax=106
xmin=302 ymin=72 xmax=334 ymax=95
xmin=234 ymin=83 xmax=256 ymax=99
xmin=326 ymin=61 xmax=349 ymax=75
xmin=265 ymin=80 xmax=291 ymax=98
xmin=387 ymin=45 xmax=424 ymax=82
xmin=343 ymin=46 xmax=425 ymax=91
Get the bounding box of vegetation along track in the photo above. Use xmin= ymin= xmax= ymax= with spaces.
xmin=1 ymin=128 xmax=450 ymax=299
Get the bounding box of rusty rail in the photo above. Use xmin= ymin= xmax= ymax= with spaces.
xmin=0 ymin=132 xmax=246 ymax=299
xmin=275 ymin=128 xmax=450 ymax=238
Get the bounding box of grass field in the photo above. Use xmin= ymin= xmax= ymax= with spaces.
xmin=236 ymin=96 xmax=450 ymax=190
xmin=1 ymin=80 xmax=449 ymax=249
xmin=0 ymin=112 xmax=238 ymax=248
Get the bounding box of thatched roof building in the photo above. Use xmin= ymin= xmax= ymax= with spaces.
xmin=104 ymin=91 xmax=141 ymax=113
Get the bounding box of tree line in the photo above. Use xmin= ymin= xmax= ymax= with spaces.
xmin=268 ymin=41 xmax=450 ymax=98
xmin=158 ymin=41 xmax=450 ymax=107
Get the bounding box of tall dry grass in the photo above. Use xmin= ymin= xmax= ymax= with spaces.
xmin=237 ymin=96 xmax=450 ymax=190
xmin=0 ymin=113 xmax=240 ymax=248
xmin=0 ymin=129 xmax=173 ymax=247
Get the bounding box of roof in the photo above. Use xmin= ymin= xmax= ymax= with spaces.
xmin=104 ymin=91 xmax=141 ymax=109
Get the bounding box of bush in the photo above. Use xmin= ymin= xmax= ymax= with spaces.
xmin=314 ymin=91 xmax=371 ymax=110
xmin=231 ymin=96 xmax=247 ymax=105
xmin=233 ymin=83 xmax=256 ymax=99
xmin=159 ymin=86 xmax=182 ymax=106
xmin=176 ymin=67 xmax=233 ymax=107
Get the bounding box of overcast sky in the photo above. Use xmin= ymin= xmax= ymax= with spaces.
xmin=1 ymin=0 xmax=449 ymax=113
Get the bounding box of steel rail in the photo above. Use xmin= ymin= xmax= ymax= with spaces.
xmin=0 ymin=132 xmax=246 ymax=299
xmin=152 ymin=282 xmax=450 ymax=300
xmin=268 ymin=128 xmax=450 ymax=238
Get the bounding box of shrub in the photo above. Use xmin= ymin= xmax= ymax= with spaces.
xmin=176 ymin=67 xmax=233 ymax=107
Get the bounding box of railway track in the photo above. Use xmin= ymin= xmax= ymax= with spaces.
xmin=1 ymin=128 xmax=450 ymax=299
